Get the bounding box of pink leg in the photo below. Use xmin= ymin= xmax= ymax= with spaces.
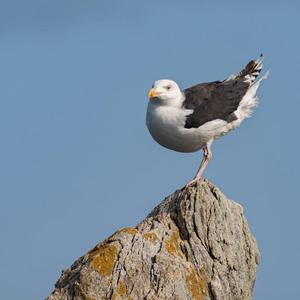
xmin=194 ymin=144 xmax=212 ymax=179
xmin=186 ymin=141 xmax=213 ymax=186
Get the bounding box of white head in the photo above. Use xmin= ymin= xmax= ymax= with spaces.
xmin=147 ymin=79 xmax=183 ymax=107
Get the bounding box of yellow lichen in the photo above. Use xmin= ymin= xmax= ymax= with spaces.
xmin=118 ymin=227 xmax=138 ymax=235
xmin=88 ymin=247 xmax=101 ymax=258
xmin=165 ymin=230 xmax=184 ymax=259
xmin=185 ymin=267 xmax=208 ymax=300
xmin=85 ymin=297 xmax=95 ymax=300
xmin=143 ymin=232 xmax=159 ymax=243
xmin=90 ymin=244 xmax=118 ymax=277
xmin=111 ymin=281 xmax=127 ymax=300
xmin=118 ymin=280 xmax=127 ymax=297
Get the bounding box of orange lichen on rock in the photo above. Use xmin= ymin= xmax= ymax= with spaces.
xmin=111 ymin=281 xmax=127 ymax=300
xmin=165 ymin=229 xmax=184 ymax=259
xmin=185 ymin=266 xmax=208 ymax=300
xmin=143 ymin=232 xmax=159 ymax=243
xmin=118 ymin=227 xmax=138 ymax=235
xmin=117 ymin=280 xmax=127 ymax=297
xmin=90 ymin=244 xmax=118 ymax=277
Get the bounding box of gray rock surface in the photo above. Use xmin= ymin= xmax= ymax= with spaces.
xmin=46 ymin=180 xmax=260 ymax=300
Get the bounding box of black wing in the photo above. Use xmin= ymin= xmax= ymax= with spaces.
xmin=183 ymin=57 xmax=263 ymax=129
xmin=183 ymin=79 xmax=249 ymax=128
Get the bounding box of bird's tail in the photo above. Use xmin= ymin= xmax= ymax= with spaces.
xmin=237 ymin=54 xmax=264 ymax=83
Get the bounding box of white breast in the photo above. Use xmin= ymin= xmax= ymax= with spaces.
xmin=146 ymin=102 xmax=214 ymax=153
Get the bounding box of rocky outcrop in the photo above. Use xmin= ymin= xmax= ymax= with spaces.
xmin=46 ymin=180 xmax=259 ymax=300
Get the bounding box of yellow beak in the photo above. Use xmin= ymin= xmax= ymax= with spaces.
xmin=148 ymin=89 xmax=159 ymax=99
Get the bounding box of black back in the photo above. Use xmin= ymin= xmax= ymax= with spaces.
xmin=183 ymin=56 xmax=264 ymax=129
xmin=183 ymin=79 xmax=250 ymax=128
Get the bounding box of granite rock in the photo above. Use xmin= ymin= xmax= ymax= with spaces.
xmin=46 ymin=180 xmax=259 ymax=300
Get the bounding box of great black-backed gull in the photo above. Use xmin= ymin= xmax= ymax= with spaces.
xmin=146 ymin=55 xmax=268 ymax=185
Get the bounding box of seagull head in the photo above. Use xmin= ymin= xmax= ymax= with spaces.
xmin=148 ymin=79 xmax=183 ymax=107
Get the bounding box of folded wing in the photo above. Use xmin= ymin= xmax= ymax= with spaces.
xmin=183 ymin=56 xmax=264 ymax=129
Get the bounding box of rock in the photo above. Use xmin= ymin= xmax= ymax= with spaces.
xmin=46 ymin=180 xmax=259 ymax=300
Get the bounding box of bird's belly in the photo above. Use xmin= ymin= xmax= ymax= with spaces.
xmin=148 ymin=126 xmax=206 ymax=153
xmin=146 ymin=105 xmax=208 ymax=153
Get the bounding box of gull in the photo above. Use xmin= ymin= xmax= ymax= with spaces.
xmin=146 ymin=55 xmax=268 ymax=185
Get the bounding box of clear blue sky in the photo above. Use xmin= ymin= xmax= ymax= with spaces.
xmin=1 ymin=1 xmax=299 ymax=299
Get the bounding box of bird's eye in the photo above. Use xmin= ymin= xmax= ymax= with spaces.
xmin=166 ymin=85 xmax=171 ymax=90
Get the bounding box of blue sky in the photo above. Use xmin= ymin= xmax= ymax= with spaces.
xmin=0 ymin=1 xmax=299 ymax=299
